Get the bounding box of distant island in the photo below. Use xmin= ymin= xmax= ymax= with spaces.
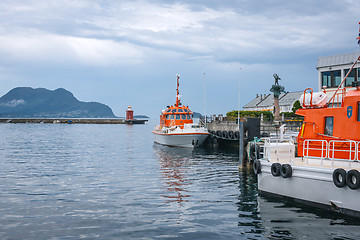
xmin=0 ymin=87 xmax=116 ymax=118
xmin=134 ymin=115 xmax=149 ymax=119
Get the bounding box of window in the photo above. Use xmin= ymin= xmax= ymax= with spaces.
xmin=172 ymin=109 xmax=177 ymax=113
xmin=166 ymin=109 xmax=172 ymax=113
xmin=181 ymin=114 xmax=186 ymax=119
xmin=345 ymin=68 xmax=357 ymax=87
xmin=324 ymin=116 xmax=334 ymax=136
xmin=170 ymin=115 xmax=174 ymax=120
xmin=178 ymin=109 xmax=184 ymax=113
xmin=166 ymin=115 xmax=170 ymax=120
xmin=322 ymin=72 xmax=331 ymax=87
xmin=183 ymin=109 xmax=188 ymax=113
xmin=322 ymin=70 xmax=341 ymax=88
xmin=358 ymin=102 xmax=360 ymax=122
xmin=176 ymin=115 xmax=180 ymax=120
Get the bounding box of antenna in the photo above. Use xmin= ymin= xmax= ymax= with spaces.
xmin=203 ymin=73 xmax=206 ymax=127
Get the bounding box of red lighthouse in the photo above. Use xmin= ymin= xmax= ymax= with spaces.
xmin=126 ymin=106 xmax=134 ymax=120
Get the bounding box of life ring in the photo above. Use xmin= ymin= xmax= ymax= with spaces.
xmin=346 ymin=169 xmax=360 ymax=190
xmin=271 ymin=163 xmax=281 ymax=177
xmin=332 ymin=168 xmax=347 ymax=188
xmin=250 ymin=143 xmax=260 ymax=161
xmin=280 ymin=164 xmax=292 ymax=178
xmin=253 ymin=159 xmax=261 ymax=174
xmin=228 ymin=130 xmax=234 ymax=139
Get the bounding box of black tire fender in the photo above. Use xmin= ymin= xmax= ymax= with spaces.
xmin=281 ymin=164 xmax=292 ymax=178
xmin=250 ymin=143 xmax=260 ymax=161
xmin=332 ymin=168 xmax=347 ymax=188
xmin=271 ymin=163 xmax=281 ymax=177
xmin=346 ymin=169 xmax=360 ymax=190
xmin=253 ymin=159 xmax=261 ymax=174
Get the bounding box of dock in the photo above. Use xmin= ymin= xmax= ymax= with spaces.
xmin=0 ymin=118 xmax=148 ymax=124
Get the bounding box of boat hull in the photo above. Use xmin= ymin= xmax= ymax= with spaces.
xmin=257 ymin=160 xmax=360 ymax=218
xmin=152 ymin=132 xmax=209 ymax=147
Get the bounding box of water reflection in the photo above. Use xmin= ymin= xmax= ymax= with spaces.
xmin=257 ymin=183 xmax=360 ymax=239
xmin=154 ymin=144 xmax=193 ymax=205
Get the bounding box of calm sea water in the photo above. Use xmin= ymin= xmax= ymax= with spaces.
xmin=1 ymin=121 xmax=360 ymax=239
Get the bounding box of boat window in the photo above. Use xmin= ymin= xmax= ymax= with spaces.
xmin=178 ymin=109 xmax=184 ymax=113
xmin=166 ymin=115 xmax=170 ymax=120
xmin=172 ymin=109 xmax=177 ymax=113
xmin=183 ymin=109 xmax=188 ymax=113
xmin=345 ymin=68 xmax=357 ymax=87
xmin=166 ymin=109 xmax=172 ymax=113
xmin=170 ymin=115 xmax=174 ymax=120
xmin=358 ymin=102 xmax=360 ymax=121
xmin=181 ymin=114 xmax=186 ymax=120
xmin=324 ymin=116 xmax=334 ymax=136
xmin=322 ymin=71 xmax=341 ymax=88
xmin=176 ymin=115 xmax=180 ymax=120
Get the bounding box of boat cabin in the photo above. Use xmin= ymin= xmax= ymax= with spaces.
xmin=160 ymin=105 xmax=193 ymax=128
xmin=296 ymin=55 xmax=360 ymax=160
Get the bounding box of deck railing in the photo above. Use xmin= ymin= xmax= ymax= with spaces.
xmin=302 ymin=139 xmax=360 ymax=168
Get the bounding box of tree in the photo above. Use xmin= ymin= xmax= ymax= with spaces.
xmin=292 ymin=100 xmax=302 ymax=113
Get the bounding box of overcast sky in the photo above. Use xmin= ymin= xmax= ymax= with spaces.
xmin=0 ymin=0 xmax=359 ymax=117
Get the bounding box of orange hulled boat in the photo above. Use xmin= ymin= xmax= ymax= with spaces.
xmin=152 ymin=75 xmax=209 ymax=147
xmin=253 ymin=53 xmax=360 ymax=218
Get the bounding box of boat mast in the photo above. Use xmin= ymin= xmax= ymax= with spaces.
xmin=175 ymin=74 xmax=180 ymax=107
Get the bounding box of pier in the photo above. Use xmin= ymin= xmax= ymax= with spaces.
xmin=0 ymin=118 xmax=148 ymax=124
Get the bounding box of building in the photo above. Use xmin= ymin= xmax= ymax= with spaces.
xmin=243 ymin=91 xmax=303 ymax=113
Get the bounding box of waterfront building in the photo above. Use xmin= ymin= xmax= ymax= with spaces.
xmin=243 ymin=91 xmax=303 ymax=113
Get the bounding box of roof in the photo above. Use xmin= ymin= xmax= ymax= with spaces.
xmin=243 ymin=94 xmax=271 ymax=108
xmin=279 ymin=91 xmax=303 ymax=107
xmin=243 ymin=91 xmax=303 ymax=109
xmin=317 ymin=52 xmax=360 ymax=69
xmin=257 ymin=93 xmax=283 ymax=108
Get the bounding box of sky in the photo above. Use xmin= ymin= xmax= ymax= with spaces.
xmin=0 ymin=0 xmax=359 ymax=118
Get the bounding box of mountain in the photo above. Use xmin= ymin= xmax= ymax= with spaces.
xmin=0 ymin=87 xmax=116 ymax=118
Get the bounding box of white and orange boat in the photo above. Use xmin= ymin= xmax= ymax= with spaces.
xmin=152 ymin=75 xmax=209 ymax=147
xmin=253 ymin=54 xmax=360 ymax=218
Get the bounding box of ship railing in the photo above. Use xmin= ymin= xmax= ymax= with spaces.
xmin=263 ymin=137 xmax=295 ymax=164
xmin=303 ymin=139 xmax=328 ymax=166
xmin=303 ymin=139 xmax=359 ymax=168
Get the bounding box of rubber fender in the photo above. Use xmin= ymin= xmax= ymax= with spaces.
xmin=271 ymin=163 xmax=281 ymax=177
xmin=222 ymin=131 xmax=228 ymax=138
xmin=280 ymin=164 xmax=292 ymax=178
xmin=249 ymin=143 xmax=260 ymax=161
xmin=228 ymin=130 xmax=234 ymax=139
xmin=253 ymin=159 xmax=261 ymax=174
xmin=346 ymin=169 xmax=360 ymax=190
xmin=234 ymin=131 xmax=240 ymax=139
xmin=332 ymin=168 xmax=347 ymax=188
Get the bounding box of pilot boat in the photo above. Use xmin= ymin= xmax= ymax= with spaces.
xmin=152 ymin=75 xmax=209 ymax=147
xmin=253 ymin=54 xmax=360 ymax=218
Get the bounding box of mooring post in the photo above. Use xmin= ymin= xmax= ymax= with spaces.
xmin=239 ymin=120 xmax=244 ymax=169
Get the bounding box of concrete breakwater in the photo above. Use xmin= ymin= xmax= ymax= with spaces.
xmin=0 ymin=118 xmax=148 ymax=124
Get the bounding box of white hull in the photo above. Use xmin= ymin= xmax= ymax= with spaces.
xmin=153 ymin=132 xmax=208 ymax=147
xmin=257 ymin=160 xmax=360 ymax=217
